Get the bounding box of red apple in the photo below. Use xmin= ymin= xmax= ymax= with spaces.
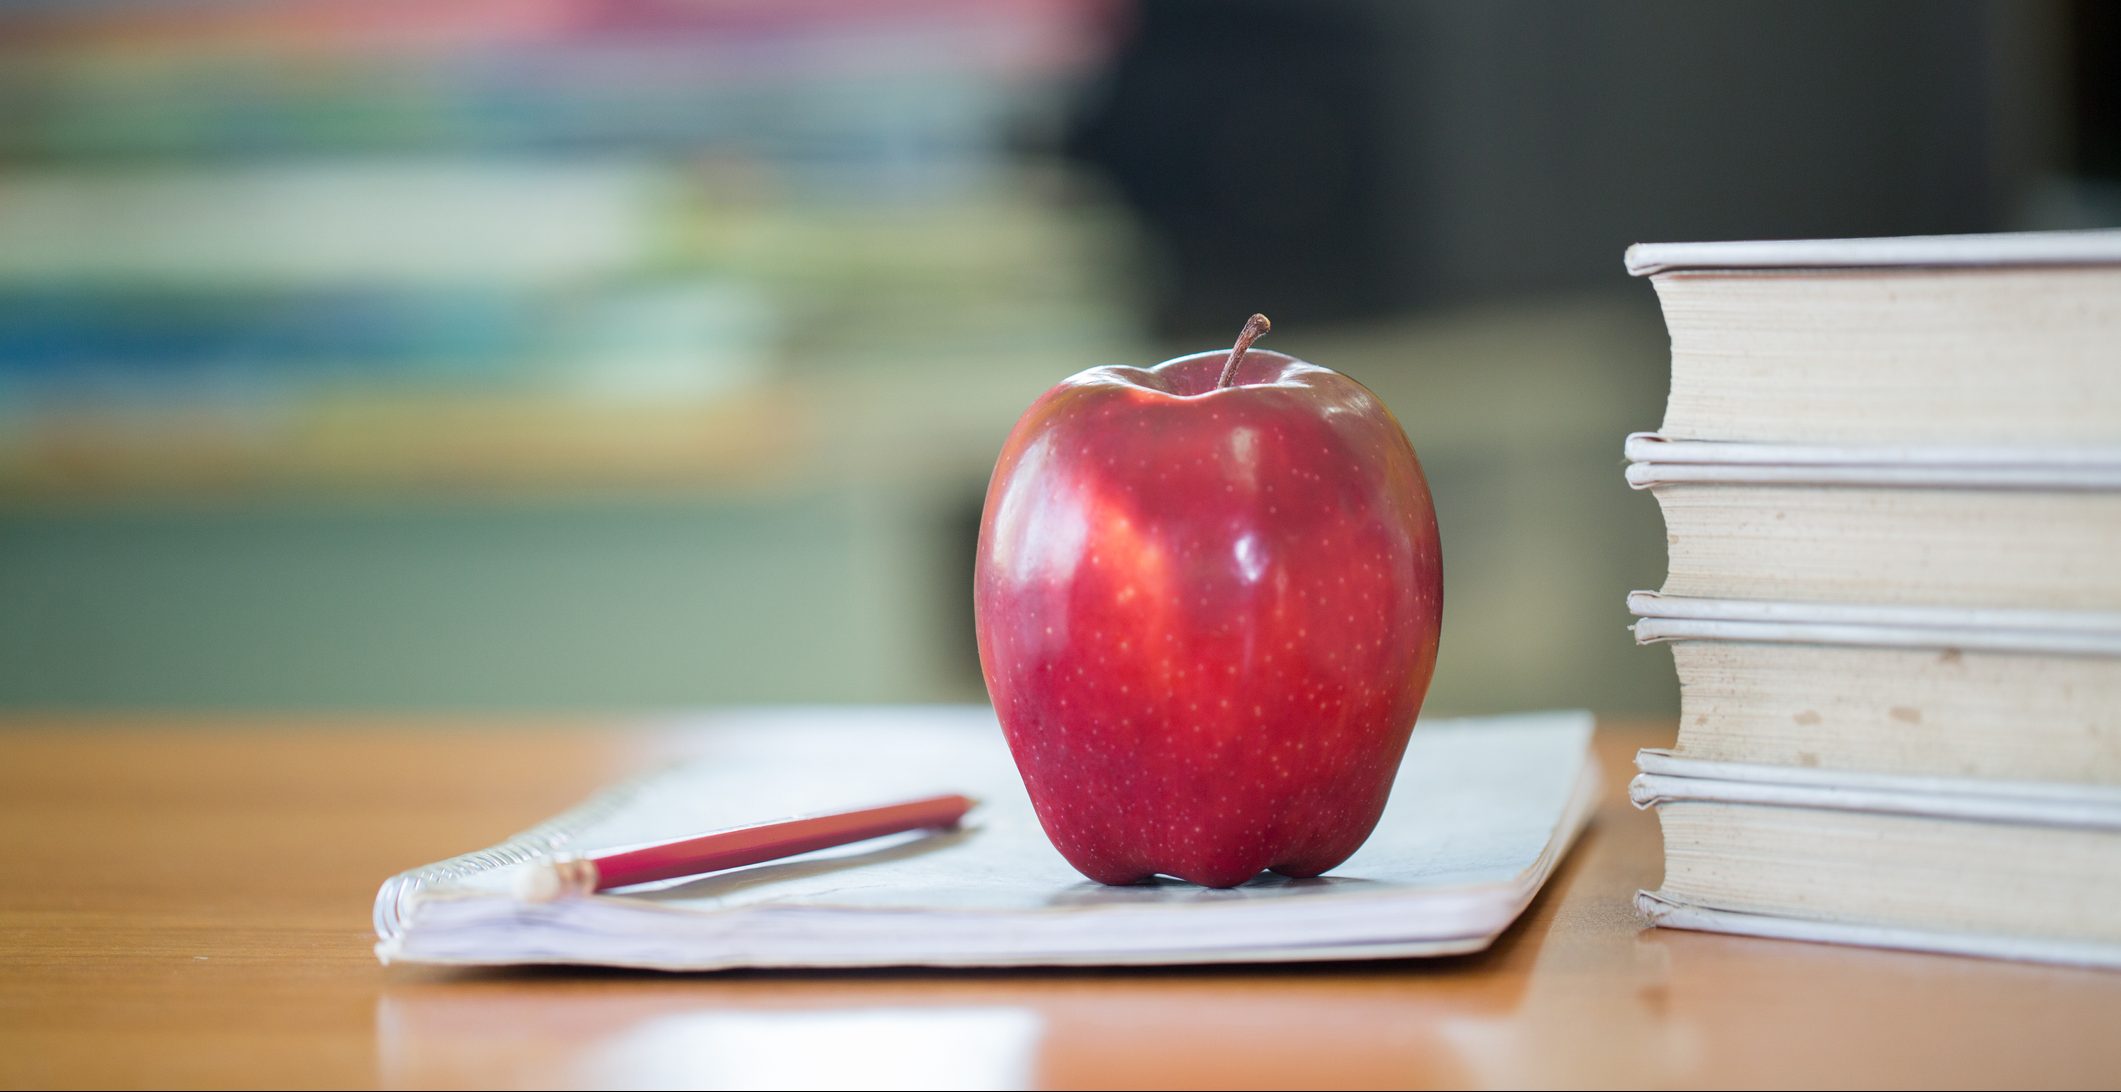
xmin=975 ymin=315 xmax=1443 ymax=887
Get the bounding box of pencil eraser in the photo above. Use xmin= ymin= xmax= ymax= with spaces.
xmin=514 ymin=862 xmax=565 ymax=903
xmin=513 ymin=857 xmax=596 ymax=902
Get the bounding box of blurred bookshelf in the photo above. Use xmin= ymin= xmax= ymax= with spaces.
xmin=0 ymin=0 xmax=1154 ymax=711
xmin=0 ymin=160 xmax=1144 ymax=500
xmin=0 ymin=0 xmax=1135 ymax=501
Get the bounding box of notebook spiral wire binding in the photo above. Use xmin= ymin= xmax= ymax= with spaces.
xmin=372 ymin=768 xmax=665 ymax=940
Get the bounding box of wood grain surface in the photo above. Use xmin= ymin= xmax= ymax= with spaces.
xmin=3 ymin=716 xmax=2118 ymax=1090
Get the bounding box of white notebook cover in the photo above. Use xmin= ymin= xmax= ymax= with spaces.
xmin=1626 ymin=592 xmax=2121 ymax=657
xmin=1631 ymin=751 xmax=2121 ymax=829
xmin=1634 ymin=891 xmax=2121 ymax=969
xmin=1624 ymin=432 xmax=2121 ymax=470
xmin=1623 ymin=229 xmax=2121 ymax=276
xmin=375 ymin=708 xmax=1599 ymax=970
xmin=1622 ymin=433 xmax=2121 ymax=490
xmin=1630 ymin=750 xmax=2121 ymax=968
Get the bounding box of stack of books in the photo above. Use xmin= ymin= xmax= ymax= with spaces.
xmin=1622 ymin=230 xmax=2121 ymax=967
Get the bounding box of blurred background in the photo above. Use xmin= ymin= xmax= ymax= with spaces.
xmin=0 ymin=0 xmax=2114 ymax=717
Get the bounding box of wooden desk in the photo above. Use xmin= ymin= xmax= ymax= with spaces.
xmin=3 ymin=717 xmax=2117 ymax=1089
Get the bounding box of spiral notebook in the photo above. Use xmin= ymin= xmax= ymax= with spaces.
xmin=373 ymin=707 xmax=1599 ymax=970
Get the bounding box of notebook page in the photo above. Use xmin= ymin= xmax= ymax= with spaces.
xmin=380 ymin=709 xmax=1596 ymax=959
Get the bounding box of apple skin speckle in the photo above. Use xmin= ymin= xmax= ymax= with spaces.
xmin=973 ymin=342 xmax=1444 ymax=888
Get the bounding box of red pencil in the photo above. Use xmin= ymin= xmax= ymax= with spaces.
xmin=516 ymin=793 xmax=977 ymax=901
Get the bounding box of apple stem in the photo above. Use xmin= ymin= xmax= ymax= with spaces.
xmin=1215 ymin=313 xmax=1272 ymax=390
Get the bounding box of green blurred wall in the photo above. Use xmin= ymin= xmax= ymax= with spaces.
xmin=0 ymin=491 xmax=981 ymax=710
